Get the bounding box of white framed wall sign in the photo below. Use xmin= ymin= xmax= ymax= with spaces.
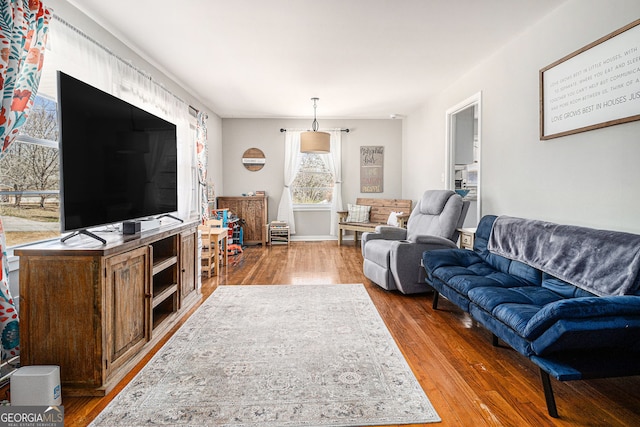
xmin=360 ymin=146 xmax=384 ymax=193
xmin=540 ymin=19 xmax=640 ymax=140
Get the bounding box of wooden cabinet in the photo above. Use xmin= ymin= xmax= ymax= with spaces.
xmin=104 ymin=246 xmax=150 ymax=380
xmin=217 ymin=196 xmax=267 ymax=245
xmin=16 ymin=220 xmax=199 ymax=396
xmin=179 ymin=229 xmax=198 ymax=307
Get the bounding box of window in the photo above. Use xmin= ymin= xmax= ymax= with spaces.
xmin=291 ymin=153 xmax=334 ymax=206
xmin=0 ymin=95 xmax=60 ymax=247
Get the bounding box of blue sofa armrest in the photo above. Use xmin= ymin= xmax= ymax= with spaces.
xmin=523 ymin=296 xmax=640 ymax=339
xmin=522 ymin=296 xmax=640 ymax=356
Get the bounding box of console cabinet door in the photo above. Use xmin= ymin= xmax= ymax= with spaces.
xmin=104 ymin=246 xmax=151 ymax=378
xmin=180 ymin=229 xmax=198 ymax=305
xmin=20 ymin=255 xmax=103 ymax=389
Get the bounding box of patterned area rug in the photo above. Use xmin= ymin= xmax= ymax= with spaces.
xmin=90 ymin=284 xmax=440 ymax=426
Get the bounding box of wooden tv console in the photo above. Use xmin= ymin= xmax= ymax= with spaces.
xmin=15 ymin=219 xmax=200 ymax=396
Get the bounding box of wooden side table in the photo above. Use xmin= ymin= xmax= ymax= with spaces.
xmin=457 ymin=227 xmax=477 ymax=250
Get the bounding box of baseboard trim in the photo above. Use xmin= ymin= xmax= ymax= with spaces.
xmin=290 ymin=235 xmax=346 ymax=242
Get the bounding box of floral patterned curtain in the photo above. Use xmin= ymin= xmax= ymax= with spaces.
xmin=0 ymin=0 xmax=51 ymax=360
xmin=196 ymin=111 xmax=209 ymax=222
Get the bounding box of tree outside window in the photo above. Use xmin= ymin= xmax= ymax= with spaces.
xmin=0 ymin=96 xmax=60 ymax=247
xmin=291 ymin=153 xmax=334 ymax=205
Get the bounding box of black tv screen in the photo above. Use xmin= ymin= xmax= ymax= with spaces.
xmin=57 ymin=71 xmax=178 ymax=232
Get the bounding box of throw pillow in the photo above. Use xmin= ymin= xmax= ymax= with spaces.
xmin=345 ymin=204 xmax=371 ymax=223
xmin=387 ymin=211 xmax=404 ymax=227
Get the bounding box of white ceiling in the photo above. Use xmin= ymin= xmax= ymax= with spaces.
xmin=66 ymin=0 xmax=565 ymax=119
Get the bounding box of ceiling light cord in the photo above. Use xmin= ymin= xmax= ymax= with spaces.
xmin=311 ymin=97 xmax=320 ymax=132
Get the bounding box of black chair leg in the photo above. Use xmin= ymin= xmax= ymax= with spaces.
xmin=540 ymin=369 xmax=559 ymax=418
xmin=432 ymin=291 xmax=439 ymax=309
xmin=492 ymin=334 xmax=499 ymax=347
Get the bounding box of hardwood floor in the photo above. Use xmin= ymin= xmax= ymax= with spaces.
xmin=57 ymin=241 xmax=640 ymax=426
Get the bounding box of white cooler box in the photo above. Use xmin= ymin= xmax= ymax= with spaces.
xmin=10 ymin=365 xmax=62 ymax=406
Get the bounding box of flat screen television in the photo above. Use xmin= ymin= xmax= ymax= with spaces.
xmin=57 ymin=71 xmax=178 ymax=238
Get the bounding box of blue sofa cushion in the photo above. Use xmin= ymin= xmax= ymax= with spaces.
xmin=424 ymin=249 xmax=540 ymax=297
xmin=447 ymin=272 xmax=529 ymax=295
xmin=468 ymin=286 xmax=564 ymax=337
xmin=541 ymin=273 xmax=595 ymax=299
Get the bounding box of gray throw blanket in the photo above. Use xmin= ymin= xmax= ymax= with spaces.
xmin=487 ymin=216 xmax=640 ymax=296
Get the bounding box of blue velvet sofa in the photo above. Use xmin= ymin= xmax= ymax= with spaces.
xmin=421 ymin=214 xmax=640 ymax=418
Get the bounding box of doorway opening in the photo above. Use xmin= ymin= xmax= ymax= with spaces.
xmin=445 ymin=92 xmax=481 ymax=227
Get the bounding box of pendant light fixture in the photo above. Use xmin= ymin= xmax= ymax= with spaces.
xmin=300 ymin=97 xmax=330 ymax=153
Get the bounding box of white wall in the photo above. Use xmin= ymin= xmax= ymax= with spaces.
xmin=403 ymin=0 xmax=640 ymax=233
xmin=221 ymin=119 xmax=403 ymax=238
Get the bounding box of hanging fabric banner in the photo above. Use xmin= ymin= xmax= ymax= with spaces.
xmin=0 ymin=0 xmax=52 ymax=360
xmin=196 ymin=111 xmax=209 ymax=222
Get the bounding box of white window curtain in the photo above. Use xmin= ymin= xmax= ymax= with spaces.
xmin=44 ymin=16 xmax=194 ymax=219
xmin=277 ymin=129 xmax=343 ymax=236
xmin=277 ymin=131 xmax=302 ymax=234
xmin=38 ymin=18 xmax=115 ymax=99
xmin=319 ymin=130 xmax=343 ymax=236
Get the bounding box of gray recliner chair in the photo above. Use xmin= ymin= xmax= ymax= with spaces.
xmin=362 ymin=190 xmax=470 ymax=294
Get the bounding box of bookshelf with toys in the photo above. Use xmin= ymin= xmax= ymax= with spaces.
xmin=269 ymin=221 xmax=290 ymax=245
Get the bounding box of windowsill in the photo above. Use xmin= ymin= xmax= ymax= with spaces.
xmin=5 ymin=236 xmax=61 ymax=272
xmin=6 ymin=252 xmax=19 ymax=272
xmin=293 ymin=204 xmax=332 ymax=212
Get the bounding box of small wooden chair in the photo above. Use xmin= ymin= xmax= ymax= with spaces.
xmin=198 ymin=219 xmax=227 ymax=277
